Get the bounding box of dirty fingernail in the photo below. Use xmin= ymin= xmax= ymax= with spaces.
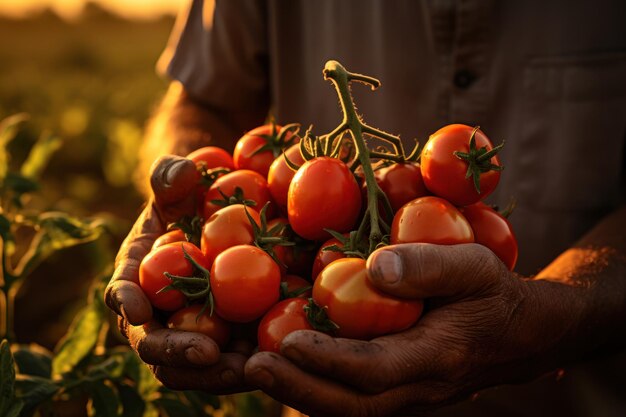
xmin=185 ymin=346 xmax=208 ymax=365
xmin=249 ymin=368 xmax=275 ymax=389
xmin=368 ymin=250 xmax=402 ymax=284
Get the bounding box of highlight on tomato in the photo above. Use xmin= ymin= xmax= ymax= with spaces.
xmin=167 ymin=304 xmax=231 ymax=349
xmin=203 ymin=169 xmax=272 ymax=219
xmin=257 ymin=298 xmax=313 ymax=353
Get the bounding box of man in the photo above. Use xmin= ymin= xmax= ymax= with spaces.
xmin=106 ymin=1 xmax=626 ymax=416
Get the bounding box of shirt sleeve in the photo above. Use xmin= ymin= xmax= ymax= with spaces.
xmin=157 ymin=0 xmax=269 ymax=111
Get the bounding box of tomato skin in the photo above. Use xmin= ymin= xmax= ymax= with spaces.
xmin=203 ymin=169 xmax=272 ymax=219
xmin=268 ymin=144 xmax=305 ymax=215
xmin=210 ymin=245 xmax=281 ymax=323
xmin=233 ymin=124 xmax=283 ymax=177
xmin=152 ymin=229 xmax=186 ymax=250
xmin=187 ymin=146 xmax=235 ymax=171
xmin=139 ymin=242 xmax=209 ymax=311
xmin=421 ymin=124 xmax=501 ymax=206
xmin=313 ymin=258 xmax=423 ymax=340
xmin=167 ymin=304 xmax=231 ymax=349
xmin=288 ymin=157 xmax=361 ymax=241
xmin=201 ymin=204 xmax=261 ymax=266
xmin=311 ymin=235 xmax=347 ymax=281
xmin=460 ymin=202 xmax=518 ymax=270
xmin=377 ymin=163 xmax=429 ymax=213
xmin=258 ymin=298 xmax=313 ymax=353
xmin=391 ymin=196 xmax=475 ymax=245
xmin=281 ymin=274 xmax=312 ymax=298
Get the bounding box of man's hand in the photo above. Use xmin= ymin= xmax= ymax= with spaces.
xmin=104 ymin=155 xmax=250 ymax=393
xmin=245 ymin=243 xmax=582 ymax=417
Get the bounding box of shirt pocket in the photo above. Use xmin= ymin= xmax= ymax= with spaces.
xmin=516 ymin=51 xmax=626 ymax=211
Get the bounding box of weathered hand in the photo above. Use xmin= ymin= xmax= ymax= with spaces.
xmin=104 ymin=155 xmax=250 ymax=392
xmin=245 ymin=243 xmax=574 ymax=417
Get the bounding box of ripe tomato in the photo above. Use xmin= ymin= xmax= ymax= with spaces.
xmin=267 ymin=144 xmax=305 ymax=214
xmin=311 ymin=235 xmax=346 ymax=281
xmin=187 ymin=146 xmax=235 ymax=171
xmin=288 ymin=157 xmax=361 ymax=241
xmin=167 ymin=304 xmax=231 ymax=349
xmin=201 ymin=204 xmax=261 ymax=266
xmin=377 ymin=163 xmax=429 ymax=213
xmin=281 ymin=274 xmax=312 ymax=298
xmin=313 ymin=258 xmax=423 ymax=340
xmin=210 ymin=245 xmax=281 ymax=323
xmin=258 ymin=298 xmax=313 ymax=353
xmin=391 ymin=196 xmax=474 ymax=245
xmin=203 ymin=169 xmax=272 ymax=219
xmin=152 ymin=229 xmax=186 ymax=250
xmin=139 ymin=242 xmax=209 ymax=311
xmin=420 ymin=124 xmax=502 ymax=206
xmin=233 ymin=124 xmax=284 ymax=177
xmin=460 ymin=202 xmax=518 ymax=270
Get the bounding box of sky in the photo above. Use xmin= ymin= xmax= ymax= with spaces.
xmin=0 ymin=0 xmax=183 ymax=20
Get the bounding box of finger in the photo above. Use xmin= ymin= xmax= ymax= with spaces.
xmin=126 ymin=320 xmax=220 ymax=367
xmin=245 ymin=352 xmax=427 ymax=417
xmin=152 ymin=353 xmax=251 ymax=395
xmin=366 ymin=243 xmax=506 ymax=299
xmin=106 ymin=279 xmax=152 ymax=325
xmin=150 ymin=155 xmax=197 ymax=217
xmin=280 ymin=329 xmax=440 ymax=394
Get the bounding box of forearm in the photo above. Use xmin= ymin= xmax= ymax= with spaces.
xmin=526 ymin=206 xmax=626 ymax=367
xmin=138 ymin=82 xmax=267 ymax=190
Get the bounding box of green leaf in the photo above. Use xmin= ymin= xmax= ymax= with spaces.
xmin=0 ymin=213 xmax=13 ymax=244
xmin=20 ymin=132 xmax=62 ymax=180
xmin=116 ymin=383 xmax=145 ymax=417
xmin=0 ymin=113 xmax=29 ymax=184
xmin=52 ymin=288 xmax=106 ymax=378
xmin=11 ymin=344 xmax=52 ymax=378
xmin=153 ymin=397 xmax=196 ymax=417
xmin=86 ymin=382 xmax=120 ymax=417
xmin=183 ymin=390 xmax=221 ymax=413
xmin=0 ymin=340 xmax=17 ymax=416
xmin=14 ymin=375 xmax=59 ymax=416
xmin=4 ymin=399 xmax=23 ymax=417
xmin=3 ymin=172 xmax=39 ymax=195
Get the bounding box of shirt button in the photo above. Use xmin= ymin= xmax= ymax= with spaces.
xmin=453 ymin=70 xmax=477 ymax=89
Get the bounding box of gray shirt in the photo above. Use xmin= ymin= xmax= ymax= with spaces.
xmin=160 ymin=1 xmax=626 ymax=415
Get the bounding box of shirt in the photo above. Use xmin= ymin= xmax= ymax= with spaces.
xmin=160 ymin=1 xmax=626 ymax=415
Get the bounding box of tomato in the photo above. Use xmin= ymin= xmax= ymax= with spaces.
xmin=210 ymin=245 xmax=281 ymax=323
xmin=313 ymin=258 xmax=423 ymax=340
xmin=288 ymin=157 xmax=361 ymax=241
xmin=420 ymin=124 xmax=502 ymax=206
xmin=258 ymin=298 xmax=313 ymax=353
xmin=152 ymin=229 xmax=186 ymax=250
xmin=460 ymin=202 xmax=518 ymax=270
xmin=201 ymin=204 xmax=261 ymax=266
xmin=233 ymin=124 xmax=285 ymax=177
xmin=139 ymin=242 xmax=209 ymax=311
xmin=391 ymin=196 xmax=475 ymax=245
xmin=281 ymin=274 xmax=312 ymax=298
xmin=268 ymin=144 xmax=305 ymax=214
xmin=167 ymin=304 xmax=231 ymax=349
xmin=203 ymin=169 xmax=272 ymax=219
xmin=377 ymin=163 xmax=429 ymax=213
xmin=311 ymin=235 xmax=346 ymax=281
xmin=187 ymin=146 xmax=235 ymax=171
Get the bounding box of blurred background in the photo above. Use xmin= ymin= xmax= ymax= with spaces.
xmin=1 ymin=0 xmax=179 ymax=348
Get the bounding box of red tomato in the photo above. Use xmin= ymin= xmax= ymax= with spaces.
xmin=460 ymin=202 xmax=518 ymax=270
xmin=377 ymin=163 xmax=429 ymax=213
xmin=167 ymin=304 xmax=231 ymax=349
xmin=311 ymin=235 xmax=347 ymax=281
xmin=268 ymin=144 xmax=305 ymax=215
xmin=391 ymin=196 xmax=474 ymax=245
xmin=187 ymin=146 xmax=235 ymax=171
xmin=210 ymin=245 xmax=281 ymax=323
xmin=313 ymin=258 xmax=423 ymax=340
xmin=258 ymin=298 xmax=313 ymax=353
xmin=203 ymin=169 xmax=272 ymax=219
xmin=139 ymin=242 xmax=209 ymax=311
xmin=201 ymin=204 xmax=261 ymax=266
xmin=420 ymin=124 xmax=502 ymax=206
xmin=152 ymin=229 xmax=186 ymax=250
xmin=288 ymin=157 xmax=361 ymax=241
xmin=281 ymin=274 xmax=312 ymax=298
xmin=233 ymin=124 xmax=284 ymax=177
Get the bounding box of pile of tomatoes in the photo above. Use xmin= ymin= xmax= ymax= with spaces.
xmin=138 ymin=121 xmax=517 ymax=354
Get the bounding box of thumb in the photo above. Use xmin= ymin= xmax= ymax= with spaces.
xmin=366 ymin=243 xmax=505 ymax=299
xmin=150 ymin=155 xmax=198 ymax=212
